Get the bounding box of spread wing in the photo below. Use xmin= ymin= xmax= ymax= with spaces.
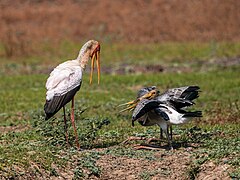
xmin=132 ymin=99 xmax=168 ymax=121
xmin=156 ymin=86 xmax=200 ymax=109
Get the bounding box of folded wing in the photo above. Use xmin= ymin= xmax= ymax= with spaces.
xmin=44 ymin=61 xmax=82 ymax=120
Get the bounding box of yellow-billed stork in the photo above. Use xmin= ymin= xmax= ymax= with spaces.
xmin=44 ymin=40 xmax=100 ymax=149
xmin=120 ymin=86 xmax=202 ymax=150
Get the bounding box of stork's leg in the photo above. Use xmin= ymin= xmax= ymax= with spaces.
xmin=165 ymin=125 xmax=173 ymax=140
xmin=63 ymin=106 xmax=69 ymax=146
xmin=145 ymin=126 xmax=165 ymax=144
xmin=70 ymin=97 xmax=80 ymax=150
xmin=160 ymin=128 xmax=163 ymax=139
xmin=170 ymin=125 xmax=173 ymax=140
xmin=163 ymin=128 xmax=173 ymax=150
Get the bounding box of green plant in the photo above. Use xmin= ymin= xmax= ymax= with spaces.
xmin=73 ymin=152 xmax=101 ymax=179
xmin=31 ymin=109 xmax=110 ymax=148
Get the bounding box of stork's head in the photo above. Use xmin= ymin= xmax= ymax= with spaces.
xmin=78 ymin=40 xmax=101 ymax=84
xmin=137 ymin=86 xmax=157 ymax=98
xmin=119 ymin=86 xmax=159 ymax=112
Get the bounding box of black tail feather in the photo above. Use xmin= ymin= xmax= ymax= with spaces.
xmin=181 ymin=86 xmax=200 ymax=101
xmin=183 ymin=111 xmax=202 ymax=118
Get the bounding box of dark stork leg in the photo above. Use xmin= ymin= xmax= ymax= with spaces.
xmin=70 ymin=97 xmax=80 ymax=150
xmin=160 ymin=128 xmax=163 ymax=139
xmin=144 ymin=124 xmax=166 ymax=144
xmin=63 ymin=106 xmax=70 ymax=146
xmin=170 ymin=125 xmax=173 ymax=140
xmin=163 ymin=128 xmax=173 ymax=150
xmin=145 ymin=126 xmax=165 ymax=144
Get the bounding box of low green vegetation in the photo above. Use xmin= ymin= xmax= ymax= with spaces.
xmin=0 ymin=69 xmax=239 ymax=124
xmin=0 ymin=41 xmax=240 ymax=75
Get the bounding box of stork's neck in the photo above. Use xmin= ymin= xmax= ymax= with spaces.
xmin=77 ymin=53 xmax=90 ymax=70
xmin=76 ymin=42 xmax=91 ymax=70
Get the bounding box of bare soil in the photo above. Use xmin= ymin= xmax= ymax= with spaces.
xmin=96 ymin=149 xmax=192 ymax=180
xmin=0 ymin=125 xmax=29 ymax=134
xmin=96 ymin=150 xmax=232 ymax=180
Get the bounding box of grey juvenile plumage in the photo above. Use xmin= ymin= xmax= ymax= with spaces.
xmin=132 ymin=86 xmax=202 ymax=149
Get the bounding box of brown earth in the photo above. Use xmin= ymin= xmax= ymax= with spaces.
xmin=96 ymin=151 xmax=232 ymax=180
xmin=0 ymin=0 xmax=240 ymax=56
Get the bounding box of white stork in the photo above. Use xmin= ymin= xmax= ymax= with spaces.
xmin=44 ymin=40 xmax=100 ymax=149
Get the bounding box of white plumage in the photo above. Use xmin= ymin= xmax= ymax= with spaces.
xmin=155 ymin=105 xmax=192 ymax=125
xmin=46 ymin=60 xmax=82 ymax=101
xmin=44 ymin=40 xmax=101 ymax=149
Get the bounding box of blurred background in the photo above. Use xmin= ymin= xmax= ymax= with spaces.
xmin=0 ymin=0 xmax=239 ymax=60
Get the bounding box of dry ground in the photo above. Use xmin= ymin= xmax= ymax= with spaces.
xmin=96 ymin=150 xmax=231 ymax=180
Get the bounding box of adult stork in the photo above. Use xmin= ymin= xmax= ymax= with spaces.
xmin=120 ymin=86 xmax=202 ymax=150
xmin=44 ymin=40 xmax=100 ymax=149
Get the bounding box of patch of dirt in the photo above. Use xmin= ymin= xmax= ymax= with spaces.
xmin=100 ymin=57 xmax=240 ymax=75
xmin=8 ymin=56 xmax=239 ymax=76
xmin=95 ymin=148 xmax=234 ymax=180
xmin=197 ymin=161 xmax=231 ymax=180
xmin=96 ymin=148 xmax=192 ymax=180
xmin=0 ymin=125 xmax=29 ymax=134
xmin=1 ymin=145 xmax=235 ymax=180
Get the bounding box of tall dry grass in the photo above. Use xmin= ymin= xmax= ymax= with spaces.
xmin=0 ymin=0 xmax=239 ymax=57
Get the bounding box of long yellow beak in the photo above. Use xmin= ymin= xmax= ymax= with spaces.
xmin=119 ymin=90 xmax=158 ymax=112
xmin=97 ymin=50 xmax=100 ymax=84
xmin=119 ymin=100 xmax=138 ymax=113
xmin=90 ymin=45 xmax=101 ymax=84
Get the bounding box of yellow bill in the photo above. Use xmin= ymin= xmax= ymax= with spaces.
xmin=89 ymin=44 xmax=101 ymax=84
xmin=119 ymin=89 xmax=158 ymax=112
xmin=97 ymin=50 xmax=100 ymax=84
xmin=90 ymin=53 xmax=95 ymax=84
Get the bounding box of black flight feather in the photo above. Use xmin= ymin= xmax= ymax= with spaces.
xmin=44 ymin=85 xmax=81 ymax=120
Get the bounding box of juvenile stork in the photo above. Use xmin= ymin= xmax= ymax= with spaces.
xmin=44 ymin=40 xmax=101 ymax=149
xmin=120 ymin=86 xmax=202 ymax=150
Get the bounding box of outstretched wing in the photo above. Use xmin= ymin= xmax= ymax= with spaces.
xmin=132 ymin=98 xmax=169 ymax=120
xmin=132 ymin=99 xmax=170 ymax=126
xmin=157 ymin=86 xmax=200 ymax=109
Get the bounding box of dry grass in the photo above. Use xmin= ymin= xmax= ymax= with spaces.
xmin=0 ymin=0 xmax=240 ymax=57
